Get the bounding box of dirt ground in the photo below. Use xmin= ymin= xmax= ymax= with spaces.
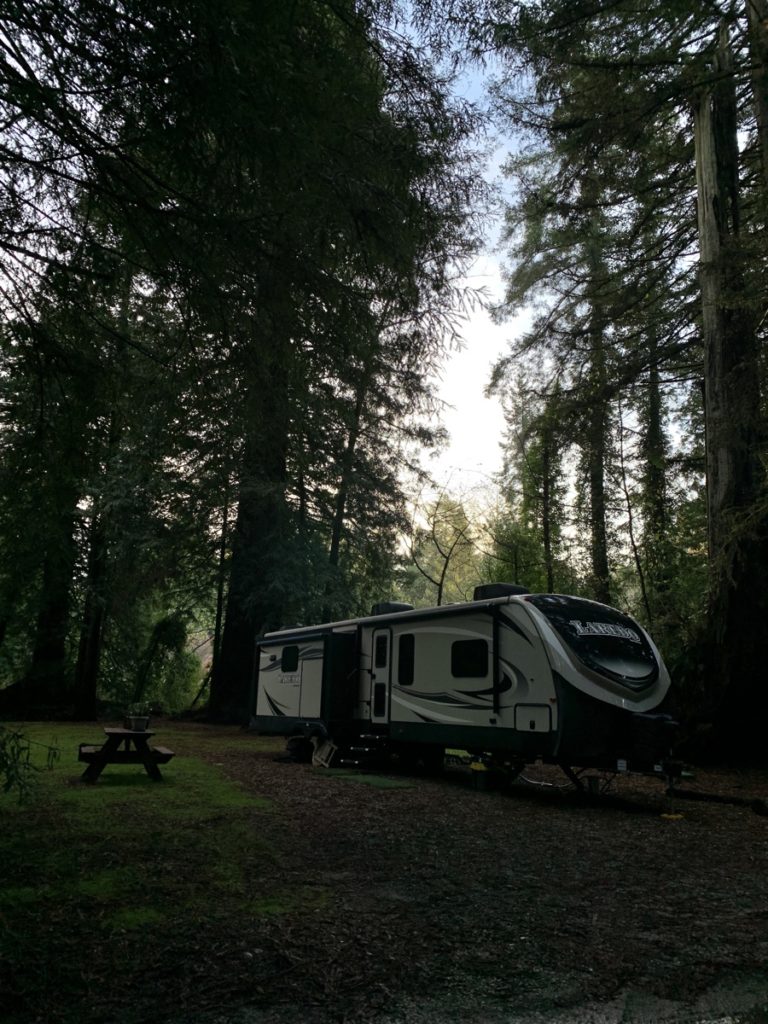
xmin=182 ymin=733 xmax=768 ymax=1024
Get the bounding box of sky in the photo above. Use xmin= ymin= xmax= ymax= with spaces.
xmin=417 ymin=66 xmax=528 ymax=500
xmin=424 ymin=252 xmax=510 ymax=489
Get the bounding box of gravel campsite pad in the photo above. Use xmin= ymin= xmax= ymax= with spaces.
xmin=183 ymin=731 xmax=768 ymax=1024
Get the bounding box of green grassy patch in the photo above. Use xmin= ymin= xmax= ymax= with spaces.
xmin=0 ymin=722 xmax=301 ymax=1024
xmin=0 ymin=885 xmax=40 ymax=907
xmin=248 ymin=885 xmax=329 ymax=917
xmin=107 ymin=905 xmax=166 ymax=929
xmin=319 ymin=768 xmax=414 ymax=789
xmin=75 ymin=867 xmax=142 ymax=900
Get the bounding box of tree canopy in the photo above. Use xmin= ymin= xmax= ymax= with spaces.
xmin=0 ymin=0 xmax=483 ymax=719
xmin=1 ymin=0 xmax=767 ymax=756
xmin=486 ymin=0 xmax=768 ymax=749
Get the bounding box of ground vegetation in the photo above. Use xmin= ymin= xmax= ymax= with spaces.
xmin=2 ymin=722 xmax=768 ymax=1024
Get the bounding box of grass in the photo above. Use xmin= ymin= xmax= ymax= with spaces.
xmin=0 ymin=721 xmax=294 ymax=1024
xmin=319 ymin=768 xmax=414 ymax=789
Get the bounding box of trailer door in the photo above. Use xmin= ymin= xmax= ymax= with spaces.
xmin=370 ymin=628 xmax=391 ymax=723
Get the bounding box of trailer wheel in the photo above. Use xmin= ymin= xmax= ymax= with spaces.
xmin=419 ymin=745 xmax=445 ymax=775
xmin=394 ymin=743 xmax=444 ymax=775
xmin=285 ymin=736 xmax=314 ymax=763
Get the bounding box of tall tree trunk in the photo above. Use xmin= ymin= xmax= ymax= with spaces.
xmin=587 ymin=415 xmax=611 ymax=605
xmin=585 ymin=305 xmax=611 ymax=606
xmin=73 ymin=510 xmax=107 ymax=720
xmin=210 ymin=295 xmax=290 ymax=722
xmin=644 ymin=350 xmax=667 ymax=545
xmin=24 ymin=510 xmax=78 ymax=702
xmin=582 ymin=182 xmax=612 ymax=607
xmin=694 ymin=24 xmax=768 ymax=752
xmin=641 ymin=333 xmax=669 ymax=610
xmin=618 ymin=398 xmax=653 ymax=625
xmin=71 ymin=268 xmax=133 ymax=720
xmin=540 ymin=430 xmax=555 ymax=593
xmin=747 ymin=0 xmax=768 ymax=195
xmin=211 ymin=430 xmax=287 ymax=721
xmin=322 ymin=381 xmax=367 ymax=621
xmin=328 ymin=384 xmax=365 ymax=572
xmin=71 ymin=400 xmax=122 ymax=720
xmin=0 ymin=503 xmax=79 ymax=716
xmin=210 ymin=476 xmax=230 ymax=684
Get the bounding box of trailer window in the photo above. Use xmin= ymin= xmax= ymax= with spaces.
xmin=281 ymin=645 xmax=299 ymax=673
xmin=374 ymin=633 xmax=388 ymax=668
xmin=398 ymin=634 xmax=415 ymax=685
xmin=451 ymin=639 xmax=488 ymax=678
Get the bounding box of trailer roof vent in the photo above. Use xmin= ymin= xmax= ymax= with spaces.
xmin=370 ymin=601 xmax=414 ymax=617
xmin=473 ymin=583 xmax=530 ymax=601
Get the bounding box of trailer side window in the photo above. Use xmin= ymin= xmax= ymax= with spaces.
xmin=451 ymin=639 xmax=488 ymax=678
xmin=281 ymin=645 xmax=299 ymax=673
xmin=374 ymin=633 xmax=388 ymax=668
xmin=398 ymin=634 xmax=415 ymax=685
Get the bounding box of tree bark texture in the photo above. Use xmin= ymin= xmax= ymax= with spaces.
xmin=25 ymin=514 xmax=78 ymax=700
xmin=211 ymin=431 xmax=287 ymax=721
xmin=210 ymin=478 xmax=230 ymax=684
xmin=642 ymin=334 xmax=670 ymax=609
xmin=73 ymin=511 xmax=107 ymax=720
xmin=319 ymin=386 xmax=365 ymax=623
xmin=328 ymin=383 xmax=365 ymax=572
xmin=586 ymin=299 xmax=611 ymax=606
xmin=541 ymin=436 xmax=555 ymax=594
xmin=747 ymin=0 xmax=768 ymax=196
xmin=580 ymin=181 xmax=613 ymax=608
xmin=694 ymin=25 xmax=768 ymax=751
xmin=210 ymin=298 xmax=290 ymax=722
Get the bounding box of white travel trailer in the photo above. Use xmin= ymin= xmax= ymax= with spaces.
xmin=251 ymin=585 xmax=676 ymax=777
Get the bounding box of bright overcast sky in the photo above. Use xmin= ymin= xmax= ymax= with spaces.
xmin=418 ymin=67 xmax=528 ymax=499
xmin=424 ymin=253 xmax=510 ymax=489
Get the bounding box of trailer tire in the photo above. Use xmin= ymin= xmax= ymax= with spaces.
xmin=285 ymin=736 xmax=314 ymax=763
xmin=420 ymin=745 xmax=445 ymax=775
xmin=394 ymin=743 xmax=444 ymax=775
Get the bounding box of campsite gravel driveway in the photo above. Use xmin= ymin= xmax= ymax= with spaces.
xmin=191 ymin=734 xmax=768 ymax=1024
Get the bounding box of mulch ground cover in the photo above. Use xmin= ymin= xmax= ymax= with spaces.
xmin=180 ymin=726 xmax=768 ymax=1024
xmin=3 ymin=722 xmax=768 ymax=1024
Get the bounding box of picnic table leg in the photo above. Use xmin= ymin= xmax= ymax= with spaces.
xmin=134 ymin=737 xmax=164 ymax=781
xmin=142 ymin=756 xmax=163 ymax=782
xmin=81 ymin=757 xmax=107 ymax=784
xmin=81 ymin=735 xmax=121 ymax=784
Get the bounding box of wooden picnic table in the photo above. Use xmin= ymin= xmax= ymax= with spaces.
xmin=78 ymin=728 xmax=175 ymax=784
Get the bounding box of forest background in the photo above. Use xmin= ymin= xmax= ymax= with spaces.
xmin=0 ymin=0 xmax=766 ymax=758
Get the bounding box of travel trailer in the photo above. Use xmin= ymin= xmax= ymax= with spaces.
xmin=251 ymin=585 xmax=676 ymax=778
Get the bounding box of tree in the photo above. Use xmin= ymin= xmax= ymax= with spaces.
xmin=694 ymin=21 xmax=768 ymax=748
xmin=0 ymin=1 xmax=483 ymax=721
xmin=402 ymin=491 xmax=484 ymax=606
xmin=487 ymin=0 xmax=768 ymax=749
xmin=206 ymin=2 xmax=482 ymax=718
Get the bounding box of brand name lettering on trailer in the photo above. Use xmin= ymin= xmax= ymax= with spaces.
xmin=570 ymin=620 xmax=642 ymax=643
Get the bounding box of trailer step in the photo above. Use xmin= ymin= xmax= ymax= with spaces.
xmin=311 ymin=739 xmax=338 ymax=768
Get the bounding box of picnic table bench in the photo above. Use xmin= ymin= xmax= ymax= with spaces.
xmin=78 ymin=728 xmax=175 ymax=783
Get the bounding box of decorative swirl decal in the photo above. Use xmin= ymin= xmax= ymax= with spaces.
xmin=500 ymin=660 xmax=529 ymax=701
xmin=264 ymin=692 xmax=287 ymax=716
xmin=261 ymin=644 xmax=323 ymax=672
xmin=299 ymin=646 xmax=324 ymax=660
xmin=457 ymin=673 xmax=513 ymax=699
xmin=499 ymin=614 xmax=534 ymax=646
xmin=393 ymin=687 xmax=490 ymax=710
